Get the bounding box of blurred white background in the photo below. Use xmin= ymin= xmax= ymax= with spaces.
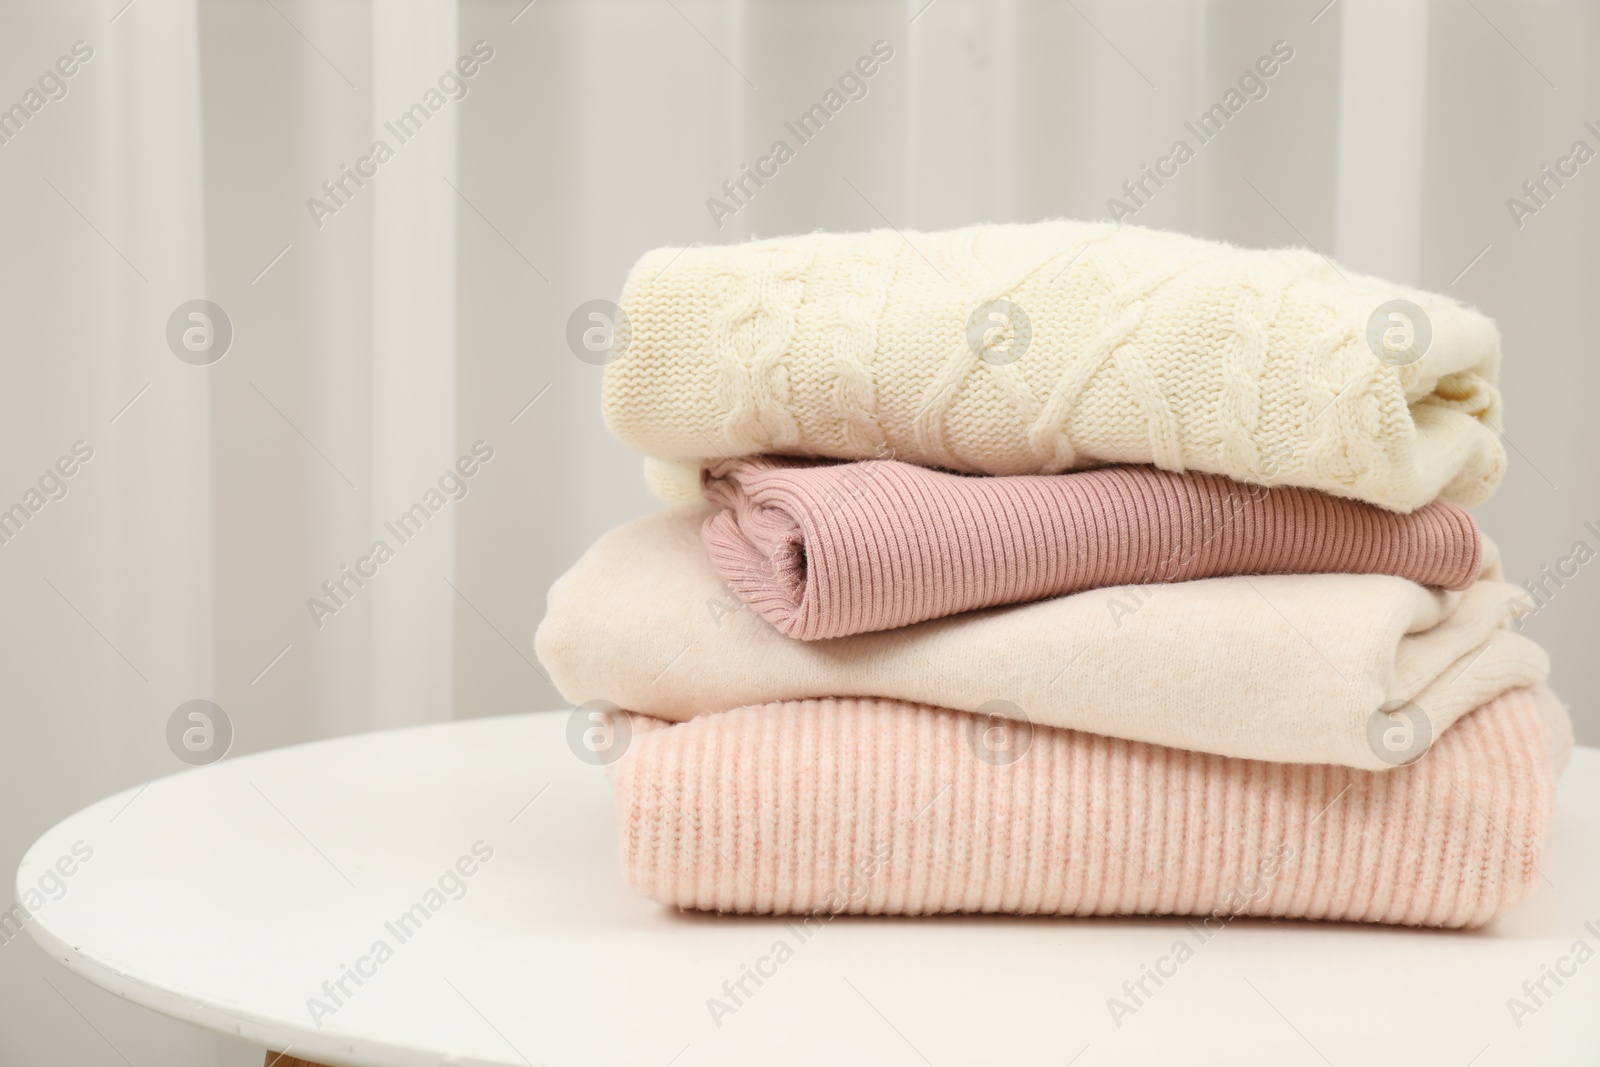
xmin=1 ymin=0 xmax=1595 ymax=1061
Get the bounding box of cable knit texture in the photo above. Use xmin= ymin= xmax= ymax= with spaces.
xmin=535 ymin=506 xmax=1548 ymax=769
xmin=604 ymin=220 xmax=1505 ymax=513
xmin=612 ymin=686 xmax=1570 ymax=927
xmin=702 ymin=457 xmax=1484 ymax=640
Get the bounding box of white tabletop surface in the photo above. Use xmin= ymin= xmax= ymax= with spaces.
xmin=18 ymin=711 xmax=1600 ymax=1067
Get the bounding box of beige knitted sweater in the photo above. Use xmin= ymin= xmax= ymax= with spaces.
xmin=603 ymin=220 xmax=1504 ymax=513
xmin=535 ymin=506 xmax=1547 ymax=770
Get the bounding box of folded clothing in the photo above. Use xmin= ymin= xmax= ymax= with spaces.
xmin=702 ymin=457 xmax=1484 ymax=640
xmin=535 ymin=505 xmax=1547 ymax=769
xmin=612 ymin=685 xmax=1570 ymax=927
xmin=605 ymin=219 xmax=1505 ymax=513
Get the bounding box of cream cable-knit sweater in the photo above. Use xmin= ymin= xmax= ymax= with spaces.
xmin=535 ymin=506 xmax=1549 ymax=770
xmin=603 ymin=220 xmax=1504 ymax=513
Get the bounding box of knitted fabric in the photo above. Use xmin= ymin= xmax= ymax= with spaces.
xmin=534 ymin=505 xmax=1547 ymax=770
xmin=611 ymin=685 xmax=1571 ymax=926
xmin=604 ymin=220 xmax=1505 ymax=513
xmin=702 ymin=457 xmax=1484 ymax=640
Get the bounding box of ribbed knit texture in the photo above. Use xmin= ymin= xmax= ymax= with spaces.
xmin=604 ymin=219 xmax=1505 ymax=513
xmin=702 ymin=457 xmax=1484 ymax=640
xmin=613 ymin=686 xmax=1570 ymax=927
xmin=536 ymin=505 xmax=1548 ymax=769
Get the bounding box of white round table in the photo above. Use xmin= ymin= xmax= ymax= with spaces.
xmin=18 ymin=712 xmax=1600 ymax=1066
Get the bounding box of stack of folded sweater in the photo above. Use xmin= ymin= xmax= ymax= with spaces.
xmin=537 ymin=219 xmax=1568 ymax=929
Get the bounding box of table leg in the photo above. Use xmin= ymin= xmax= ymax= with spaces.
xmin=264 ymin=1054 xmax=335 ymax=1067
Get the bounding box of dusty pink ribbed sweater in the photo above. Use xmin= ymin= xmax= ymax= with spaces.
xmin=613 ymin=685 xmax=1569 ymax=928
xmin=701 ymin=457 xmax=1484 ymax=640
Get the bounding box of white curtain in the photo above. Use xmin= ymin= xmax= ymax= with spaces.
xmin=2 ymin=0 xmax=461 ymax=1062
xmin=201 ymin=0 xmax=463 ymax=746
xmin=0 ymin=0 xmax=219 ymax=1062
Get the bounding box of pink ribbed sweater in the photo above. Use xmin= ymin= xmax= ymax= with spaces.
xmin=613 ymin=685 xmax=1569 ymax=928
xmin=701 ymin=458 xmax=1484 ymax=640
